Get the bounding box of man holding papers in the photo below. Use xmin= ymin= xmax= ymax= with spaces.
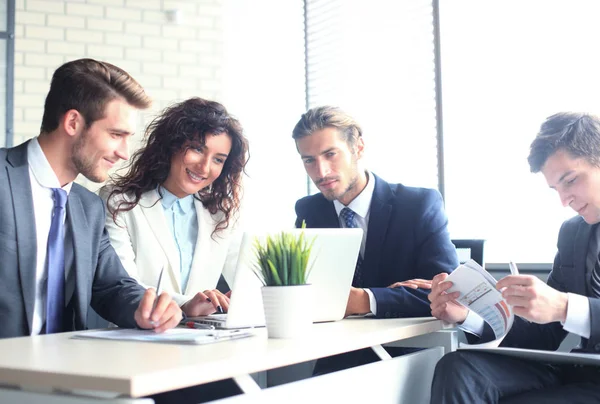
xmin=430 ymin=112 xmax=600 ymax=403
xmin=0 ymin=59 xmax=182 ymax=339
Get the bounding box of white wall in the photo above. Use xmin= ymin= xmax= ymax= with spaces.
xmin=13 ymin=0 xmax=224 ymax=153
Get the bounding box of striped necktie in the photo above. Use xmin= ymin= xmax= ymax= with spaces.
xmin=340 ymin=207 xmax=363 ymax=287
xmin=591 ymin=251 xmax=600 ymax=298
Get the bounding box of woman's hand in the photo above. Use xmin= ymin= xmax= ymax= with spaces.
xmin=180 ymin=289 xmax=231 ymax=317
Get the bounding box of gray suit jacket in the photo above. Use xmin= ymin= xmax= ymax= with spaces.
xmin=0 ymin=141 xmax=146 ymax=338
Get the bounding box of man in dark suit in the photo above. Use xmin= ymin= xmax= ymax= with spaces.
xmin=0 ymin=58 xmax=181 ymax=339
xmin=292 ymin=106 xmax=458 ymax=372
xmin=429 ymin=112 xmax=600 ymax=403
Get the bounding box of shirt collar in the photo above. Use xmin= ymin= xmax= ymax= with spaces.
xmin=159 ymin=186 xmax=195 ymax=213
xmin=333 ymin=170 xmax=374 ymax=219
xmin=27 ymin=137 xmax=73 ymax=194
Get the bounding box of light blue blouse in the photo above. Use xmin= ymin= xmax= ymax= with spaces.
xmin=159 ymin=187 xmax=199 ymax=292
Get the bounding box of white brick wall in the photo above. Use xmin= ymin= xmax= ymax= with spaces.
xmin=14 ymin=0 xmax=225 ymax=152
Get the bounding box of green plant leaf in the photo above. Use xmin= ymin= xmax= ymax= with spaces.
xmin=252 ymin=230 xmax=315 ymax=286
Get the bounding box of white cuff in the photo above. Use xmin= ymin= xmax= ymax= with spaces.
xmin=562 ymin=293 xmax=591 ymax=339
xmin=458 ymin=310 xmax=485 ymax=337
xmin=364 ymin=288 xmax=377 ymax=316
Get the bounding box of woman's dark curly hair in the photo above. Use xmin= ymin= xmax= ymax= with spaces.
xmin=107 ymin=97 xmax=249 ymax=236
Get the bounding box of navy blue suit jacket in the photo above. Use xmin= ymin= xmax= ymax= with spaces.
xmin=294 ymin=174 xmax=458 ymax=318
xmin=471 ymin=216 xmax=600 ymax=354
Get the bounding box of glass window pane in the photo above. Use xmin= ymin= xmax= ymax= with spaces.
xmin=0 ymin=1 xmax=6 ymax=32
xmin=223 ymin=0 xmax=307 ymax=231
xmin=441 ymin=0 xmax=600 ymax=263
xmin=305 ymin=0 xmax=439 ymax=191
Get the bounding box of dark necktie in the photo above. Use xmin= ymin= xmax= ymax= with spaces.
xmin=340 ymin=207 xmax=363 ymax=287
xmin=46 ymin=188 xmax=67 ymax=334
xmin=591 ymin=250 xmax=600 ymax=298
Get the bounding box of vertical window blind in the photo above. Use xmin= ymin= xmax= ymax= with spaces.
xmin=304 ymin=0 xmax=440 ymax=193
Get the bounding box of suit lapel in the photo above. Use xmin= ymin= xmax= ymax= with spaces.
xmin=186 ymin=198 xmax=209 ymax=294
xmin=6 ymin=143 xmax=37 ymax=333
xmin=140 ymin=190 xmax=181 ymax=292
xmin=363 ymin=175 xmax=392 ymax=284
xmin=316 ymin=198 xmax=339 ymax=228
xmin=577 ymin=221 xmax=594 ymax=296
xmin=66 ymin=189 xmax=91 ymax=329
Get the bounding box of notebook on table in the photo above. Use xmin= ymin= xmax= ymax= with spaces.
xmin=190 ymin=228 xmax=363 ymax=329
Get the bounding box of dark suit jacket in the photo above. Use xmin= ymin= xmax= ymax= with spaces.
xmin=471 ymin=215 xmax=600 ymax=354
xmin=0 ymin=141 xmax=146 ymax=338
xmin=295 ymin=173 xmax=458 ymax=318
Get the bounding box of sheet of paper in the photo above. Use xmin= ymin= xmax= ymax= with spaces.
xmin=72 ymin=328 xmax=254 ymax=345
xmin=445 ymin=259 xmax=514 ymax=348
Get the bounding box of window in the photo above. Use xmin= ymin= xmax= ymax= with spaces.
xmin=440 ymin=1 xmax=600 ymax=263
xmin=305 ymin=0 xmax=440 ymax=192
xmin=223 ymin=0 xmax=308 ymax=230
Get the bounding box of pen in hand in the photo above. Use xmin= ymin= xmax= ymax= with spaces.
xmin=509 ymin=261 xmax=520 ymax=276
xmin=149 ymin=266 xmax=164 ymax=327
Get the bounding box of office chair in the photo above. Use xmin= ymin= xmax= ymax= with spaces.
xmin=451 ymin=239 xmax=485 ymax=267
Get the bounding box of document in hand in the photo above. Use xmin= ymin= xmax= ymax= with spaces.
xmin=72 ymin=328 xmax=254 ymax=345
xmin=445 ymin=259 xmax=515 ymax=348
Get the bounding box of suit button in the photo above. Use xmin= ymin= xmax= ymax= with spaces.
xmin=595 ymin=344 xmax=600 ymax=352
xmin=385 ymin=312 xmax=391 ymax=318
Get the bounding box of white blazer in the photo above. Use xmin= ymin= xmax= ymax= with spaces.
xmin=100 ymin=187 xmax=242 ymax=307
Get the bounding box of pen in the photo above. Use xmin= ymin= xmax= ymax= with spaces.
xmin=509 ymin=261 xmax=520 ymax=276
xmin=216 ymin=305 xmax=224 ymax=314
xmin=149 ymin=266 xmax=164 ymax=326
xmin=184 ymin=321 xmax=215 ymax=330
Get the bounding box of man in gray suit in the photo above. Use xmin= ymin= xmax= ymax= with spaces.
xmin=0 ymin=58 xmax=182 ymax=338
xmin=429 ymin=113 xmax=600 ymax=402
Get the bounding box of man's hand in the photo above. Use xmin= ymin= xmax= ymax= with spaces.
xmin=345 ymin=287 xmax=370 ymax=317
xmin=496 ymin=275 xmax=568 ymax=324
xmin=181 ymin=289 xmax=231 ymax=317
xmin=134 ymin=289 xmax=182 ymax=333
xmin=429 ymin=273 xmax=469 ymax=324
xmin=388 ymin=279 xmax=432 ymax=289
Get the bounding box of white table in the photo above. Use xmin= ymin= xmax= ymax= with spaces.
xmin=0 ymin=317 xmax=444 ymax=403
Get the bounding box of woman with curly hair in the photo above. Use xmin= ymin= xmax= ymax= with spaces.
xmin=100 ymin=97 xmax=249 ymax=317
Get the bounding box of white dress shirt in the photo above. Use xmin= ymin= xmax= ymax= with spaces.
xmin=28 ymin=138 xmax=72 ymax=335
xmin=333 ymin=171 xmax=378 ymax=314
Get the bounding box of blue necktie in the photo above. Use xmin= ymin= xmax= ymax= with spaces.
xmin=340 ymin=207 xmax=363 ymax=287
xmin=46 ymin=188 xmax=67 ymax=334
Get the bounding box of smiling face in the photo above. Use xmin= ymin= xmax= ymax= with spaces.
xmin=71 ymin=98 xmax=137 ymax=183
xmin=295 ymin=127 xmax=367 ymax=206
xmin=541 ymin=148 xmax=600 ymax=224
xmin=162 ymin=132 xmax=232 ymax=198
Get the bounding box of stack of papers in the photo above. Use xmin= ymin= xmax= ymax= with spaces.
xmin=72 ymin=328 xmax=254 ymax=345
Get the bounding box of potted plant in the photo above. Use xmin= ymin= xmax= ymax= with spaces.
xmin=252 ymin=228 xmax=315 ymax=338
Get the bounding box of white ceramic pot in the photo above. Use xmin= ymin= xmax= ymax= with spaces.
xmin=261 ymin=284 xmax=313 ymax=339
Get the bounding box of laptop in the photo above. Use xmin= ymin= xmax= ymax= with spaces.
xmin=192 ymin=228 xmax=363 ymax=329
